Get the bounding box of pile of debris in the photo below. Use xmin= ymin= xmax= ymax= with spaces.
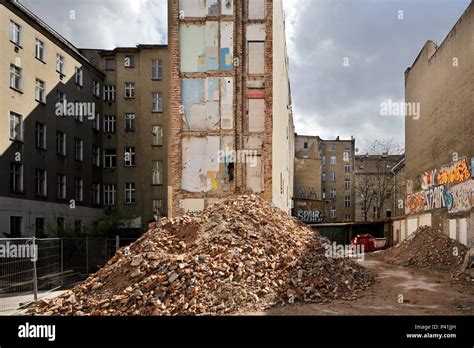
xmin=28 ymin=195 xmax=373 ymax=316
xmin=380 ymin=226 xmax=468 ymax=273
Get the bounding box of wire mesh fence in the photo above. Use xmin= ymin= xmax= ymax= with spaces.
xmin=0 ymin=236 xmax=136 ymax=314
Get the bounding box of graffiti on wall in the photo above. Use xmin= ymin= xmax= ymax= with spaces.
xmin=296 ymin=210 xmax=322 ymax=223
xmin=445 ymin=179 xmax=474 ymax=213
xmin=437 ymin=157 xmax=471 ymax=186
xmin=407 ymin=156 xmax=473 ymax=215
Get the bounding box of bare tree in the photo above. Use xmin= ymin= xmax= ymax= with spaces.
xmin=356 ymin=139 xmax=404 ymax=221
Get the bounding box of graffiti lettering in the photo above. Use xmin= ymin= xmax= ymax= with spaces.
xmin=424 ymin=185 xmax=446 ymax=211
xmin=406 ymin=191 xmax=425 ymax=214
xmin=437 ymin=157 xmax=471 ymax=186
xmin=446 ymin=179 xmax=474 ymax=213
xmin=297 ymin=210 xmax=322 ymax=223
xmin=420 ymin=169 xmax=437 ymax=190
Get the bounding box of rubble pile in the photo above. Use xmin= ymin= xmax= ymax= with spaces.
xmin=380 ymin=226 xmax=468 ymax=273
xmin=29 ymin=195 xmax=373 ymax=316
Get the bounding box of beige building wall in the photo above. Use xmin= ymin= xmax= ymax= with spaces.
xmin=0 ymin=0 xmax=104 ymax=236
xmin=403 ymin=3 xmax=473 ymax=246
xmin=294 ymin=135 xmax=322 ymax=200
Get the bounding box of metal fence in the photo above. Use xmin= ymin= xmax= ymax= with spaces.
xmin=0 ymin=236 xmax=136 ymax=314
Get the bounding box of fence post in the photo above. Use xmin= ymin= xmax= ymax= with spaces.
xmin=32 ymin=237 xmax=38 ymax=301
xmin=60 ymin=238 xmax=64 ymax=287
xmin=86 ymin=236 xmax=89 ymax=275
xmin=115 ymin=235 xmax=120 ymax=253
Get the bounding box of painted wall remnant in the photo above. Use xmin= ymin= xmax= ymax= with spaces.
xmin=220 ymin=22 xmax=233 ymax=71
xmin=446 ymin=179 xmax=474 ymax=213
xmin=180 ymin=22 xmax=218 ymax=73
xmin=179 ymin=0 xmax=206 ymax=18
xmin=248 ymin=99 xmax=265 ymax=132
xmin=220 ymin=77 xmax=233 ymax=130
xmin=221 ymin=0 xmax=233 ymax=15
xmin=182 ymin=78 xmax=220 ymax=131
xmin=248 ymin=0 xmax=265 ymax=19
xmin=207 ymin=0 xmax=219 ymax=15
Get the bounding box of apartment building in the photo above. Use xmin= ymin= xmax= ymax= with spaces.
xmin=0 ymin=0 xmax=104 ymax=237
xmin=320 ymin=137 xmax=356 ymax=222
xmin=168 ymin=0 xmax=294 ymax=216
xmin=81 ymin=46 xmax=170 ymax=228
xmin=399 ymin=2 xmax=473 ymax=246
xmin=354 ymin=154 xmax=404 ymax=222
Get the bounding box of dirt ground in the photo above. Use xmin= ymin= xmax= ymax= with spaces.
xmin=252 ymin=253 xmax=474 ymax=316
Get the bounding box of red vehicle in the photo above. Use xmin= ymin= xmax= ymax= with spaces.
xmin=352 ymin=234 xmax=387 ymax=252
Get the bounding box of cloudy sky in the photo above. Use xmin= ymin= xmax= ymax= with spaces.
xmin=21 ymin=0 xmax=470 ymax=152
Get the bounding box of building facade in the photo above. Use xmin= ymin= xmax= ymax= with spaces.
xmin=167 ymin=0 xmax=294 ymax=216
xmin=81 ymin=46 xmax=171 ymax=228
xmin=399 ymin=2 xmax=473 ymax=247
xmin=293 ymin=135 xmax=355 ymax=223
xmin=0 ymin=0 xmax=104 ymax=237
xmin=354 ymin=154 xmax=404 ymax=222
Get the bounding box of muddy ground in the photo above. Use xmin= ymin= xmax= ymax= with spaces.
xmin=252 ymin=253 xmax=474 ymax=316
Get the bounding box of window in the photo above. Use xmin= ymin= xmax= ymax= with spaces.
xmin=360 ymin=206 xmax=365 ymax=219
xmin=322 ymin=189 xmax=326 ymax=199
xmin=56 ymin=131 xmax=66 ymax=156
xmin=10 ymin=21 xmax=21 ymax=45
xmin=10 ymin=64 xmax=21 ymax=91
xmin=322 ymin=156 xmax=326 ymax=165
xmin=75 ymin=67 xmax=83 ymax=86
xmin=124 ymin=183 xmax=136 ymax=204
xmin=322 ymin=172 xmax=326 ymax=182
xmin=345 ymin=178 xmax=351 ymax=190
xmin=105 ymin=58 xmax=115 ymax=71
xmin=152 ymin=199 xmax=163 ymax=220
xmin=35 ymin=169 xmax=47 ymax=196
xmin=343 ymin=149 xmax=351 ymax=161
xmin=104 ymin=115 xmax=116 ymax=133
xmin=75 ymin=178 xmax=83 ymax=202
xmin=56 ymin=54 xmax=65 ymax=74
xmin=9 ymin=112 xmax=23 ymax=141
xmin=35 ymin=122 xmax=46 ymax=149
xmin=152 ymin=161 xmax=163 ymax=185
xmin=330 ymin=172 xmax=336 ymax=181
xmin=330 ymin=188 xmax=336 ymax=199
xmin=10 ymin=216 xmax=23 ymax=237
xmin=125 ymin=113 xmax=135 ymax=131
xmin=93 ymin=113 xmax=100 ymax=131
xmin=10 ymin=163 xmax=23 ymax=192
xmin=104 ymin=184 xmax=116 ymax=205
xmin=74 ymin=138 xmax=83 ymax=161
xmin=303 ymin=142 xmax=308 ymax=149
xmin=35 ymin=39 xmax=44 ymax=61
xmin=330 ymin=156 xmax=336 ymax=165
xmin=124 ymin=55 xmax=134 ymax=68
xmin=330 ymin=207 xmax=336 ymax=219
xmin=104 ymin=149 xmax=117 ymax=168
xmin=57 ymin=174 xmax=66 ymax=199
xmin=344 ymin=196 xmax=351 ymax=208
xmin=344 ymin=163 xmax=351 ymax=173
xmin=152 ymin=59 xmax=163 ymax=80
xmin=151 ymin=125 xmax=163 ymax=146
xmin=124 ymin=147 xmax=136 ymax=167
xmin=57 ymin=90 xmax=66 ymax=104
xmin=93 ymin=80 xmax=100 ymax=97
xmin=124 ymin=82 xmax=135 ymax=98
xmin=35 ymin=218 xmax=45 ymax=237
xmin=344 ymin=214 xmax=351 ymax=221
xmin=92 ymin=184 xmax=100 ymax=205
xmin=152 ymin=92 xmax=163 ymax=112
xmin=104 ymin=86 xmax=116 ymax=101
xmin=330 ymin=144 xmax=336 ymax=151
xmin=372 ymin=206 xmax=378 ymax=219
xmin=92 ymin=145 xmax=100 ymax=167
xmin=35 ymin=79 xmax=46 ymax=103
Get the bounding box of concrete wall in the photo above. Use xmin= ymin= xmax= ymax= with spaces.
xmin=404 ymin=3 xmax=473 ymax=246
xmin=294 ymin=135 xmax=322 ymax=200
